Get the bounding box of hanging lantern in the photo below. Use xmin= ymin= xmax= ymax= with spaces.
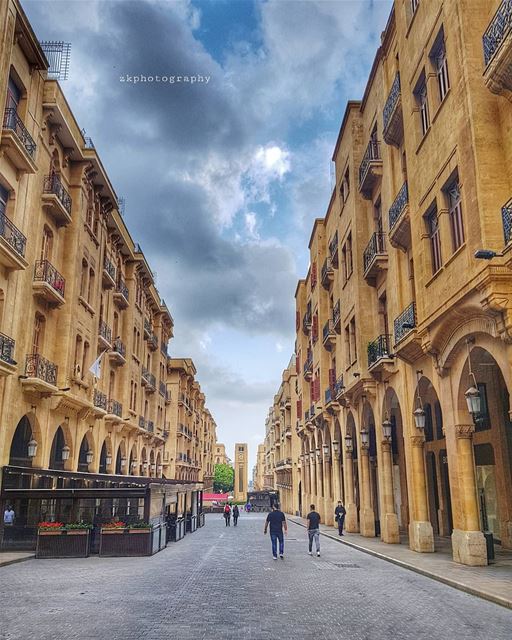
xmin=61 ymin=445 xmax=71 ymax=461
xmin=322 ymin=443 xmax=329 ymax=456
xmin=157 ymin=464 xmax=163 ymax=475
xmin=142 ymin=462 xmax=148 ymax=472
xmin=332 ymin=440 xmax=339 ymax=454
xmin=150 ymin=463 xmax=156 ymax=474
xmin=131 ymin=458 xmax=137 ymax=470
xmin=120 ymin=456 xmax=127 ymax=468
xmin=106 ymin=452 xmax=112 ymax=466
xmin=413 ymin=407 xmax=426 ymax=430
xmin=344 ymin=434 xmax=353 ymax=452
xmin=315 ymin=448 xmax=321 ymax=458
xmin=360 ymin=428 xmax=369 ymax=448
xmin=85 ymin=450 xmax=93 ymax=465
xmin=465 ymin=385 xmax=481 ymax=415
xmin=382 ymin=419 xmax=392 ymax=441
xmin=27 ymin=438 xmax=38 ymax=458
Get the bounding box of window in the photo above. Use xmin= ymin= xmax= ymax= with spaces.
xmin=415 ymin=73 xmax=430 ymax=136
xmin=446 ymin=180 xmax=464 ymax=251
xmin=431 ymin=30 xmax=449 ymax=102
xmin=80 ymin=258 xmax=88 ymax=298
xmin=32 ymin=313 xmax=45 ymax=354
xmin=426 ymin=206 xmax=442 ymax=274
xmin=340 ymin=166 xmax=350 ymax=203
xmin=87 ymin=268 xmax=95 ymax=304
xmin=40 ymin=226 xmax=53 ymax=262
xmin=344 ymin=325 xmax=350 ymax=368
xmin=74 ymin=335 xmax=82 ymax=377
xmin=6 ymin=77 xmax=21 ymax=111
xmin=349 ymin=317 xmax=357 ymax=364
xmin=82 ymin=341 xmax=89 ymax=377
xmin=0 ymin=184 xmax=8 ymax=216
xmin=343 ymin=232 xmax=353 ymax=280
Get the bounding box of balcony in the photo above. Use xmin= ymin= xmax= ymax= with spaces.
xmin=146 ymin=420 xmax=154 ymax=433
xmin=109 ymin=337 xmax=126 ymax=366
xmin=41 ymin=174 xmax=72 ymax=226
xmin=302 ymin=307 xmax=312 ymax=335
xmin=483 ymin=0 xmax=512 ymax=96
xmin=102 ymin=255 xmax=116 ymax=289
xmin=113 ymin=279 xmax=129 ymax=309
xmin=322 ymin=320 xmax=336 ymax=350
xmin=98 ymin=320 xmax=113 ymax=350
xmin=358 ymin=140 xmax=382 ymax=199
xmin=502 ymin=198 xmax=512 ymax=245
xmin=143 ymin=317 xmax=151 ymax=339
xmin=148 ymin=334 xmax=158 ymax=351
xmin=388 ymin=182 xmax=410 ymax=251
xmin=93 ymin=389 xmax=107 ymax=413
xmin=303 ymin=352 xmax=313 ymax=381
xmin=1 ymin=108 xmax=37 ymax=174
xmin=33 ymin=260 xmax=65 ymax=306
xmin=106 ymin=399 xmax=122 ymax=420
xmin=22 ymin=353 xmax=58 ymax=393
xmin=138 ymin=415 xmax=145 ymax=430
xmin=142 ymin=367 xmax=156 ymax=392
xmin=0 ymin=212 xmax=26 ymax=271
xmin=285 ymin=396 xmax=291 ymax=409
xmin=0 ymin=332 xmax=16 ymax=376
xmin=159 ymin=380 xmax=166 ymax=397
xmin=329 ymin=231 xmax=339 ymax=268
xmin=383 ymin=72 xmax=403 ymax=147
xmin=324 ymin=386 xmax=338 ymax=408
xmin=333 ymin=300 xmax=341 ymax=334
xmin=367 ymin=334 xmax=394 ymax=376
xmin=363 ymin=232 xmax=387 ymax=285
xmin=393 ymin=302 xmax=422 ymax=362
xmin=321 ymin=257 xmax=334 ymax=289
xmin=334 ymin=375 xmax=345 ymax=401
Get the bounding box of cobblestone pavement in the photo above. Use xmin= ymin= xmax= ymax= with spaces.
xmin=1 ymin=514 xmax=511 ymax=640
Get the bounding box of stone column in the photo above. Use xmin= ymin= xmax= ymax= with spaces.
xmin=343 ymin=447 xmax=358 ymax=532
xmin=316 ymin=455 xmax=325 ymax=520
xmin=380 ymin=440 xmax=399 ymax=543
xmin=323 ymin=456 xmax=333 ymax=525
xmin=409 ymin=435 xmax=434 ymax=552
xmin=332 ymin=453 xmax=342 ymax=505
xmin=359 ymin=447 xmax=375 ymax=537
xmin=451 ymin=424 xmax=487 ymax=566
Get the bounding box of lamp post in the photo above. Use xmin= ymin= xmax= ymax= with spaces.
xmin=413 ymin=370 xmax=426 ymax=431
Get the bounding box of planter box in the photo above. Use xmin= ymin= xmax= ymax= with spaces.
xmin=99 ymin=528 xmax=152 ymax=556
xmin=36 ymin=529 xmax=90 ymax=558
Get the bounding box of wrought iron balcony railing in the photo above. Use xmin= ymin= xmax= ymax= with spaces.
xmin=34 ymin=260 xmax=65 ymax=297
xmin=383 ymin=72 xmax=401 ymax=132
xmin=0 ymin=211 xmax=27 ymax=258
xmin=333 ymin=300 xmax=341 ymax=329
xmin=3 ymin=108 xmax=36 ymax=158
xmin=367 ymin=334 xmax=392 ymax=368
xmin=394 ymin=302 xmax=417 ymax=344
xmin=139 ymin=415 xmax=145 ymax=429
xmin=112 ymin=337 xmax=125 ymax=358
xmin=99 ymin=319 xmax=112 ymax=345
xmin=106 ymin=399 xmax=122 ymax=417
xmin=148 ymin=334 xmax=158 ymax=350
xmin=0 ymin=332 xmax=15 ymax=365
xmin=146 ymin=420 xmax=154 ymax=433
xmin=358 ymin=140 xmax=381 ymax=189
xmin=93 ymin=389 xmax=107 ymax=410
xmin=363 ymin=232 xmax=386 ymax=274
xmin=144 ymin=317 xmax=152 ymax=336
xmin=322 ymin=320 xmax=335 ymax=343
xmin=325 ymin=387 xmax=333 ymax=405
xmin=329 ymin=231 xmax=339 ymax=265
xmin=103 ymin=255 xmax=116 ymax=282
xmin=25 ymin=353 xmax=57 ymax=386
xmin=334 ymin=374 xmax=345 ymax=400
xmin=389 ymin=182 xmax=409 ymax=231
xmin=159 ymin=380 xmax=166 ymax=397
xmin=303 ymin=351 xmax=313 ymax=376
xmin=116 ymin=279 xmax=129 ymax=301
xmin=142 ymin=366 xmax=156 ymax=388
xmin=43 ymin=174 xmax=72 ymax=214
xmin=502 ymin=198 xmax=512 ymax=245
xmin=483 ymin=0 xmax=512 ymax=65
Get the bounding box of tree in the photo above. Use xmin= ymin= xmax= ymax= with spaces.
xmin=213 ymin=463 xmax=234 ymax=493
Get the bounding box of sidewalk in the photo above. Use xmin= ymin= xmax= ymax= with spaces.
xmin=0 ymin=551 xmax=35 ymax=568
xmin=289 ymin=517 xmax=512 ymax=609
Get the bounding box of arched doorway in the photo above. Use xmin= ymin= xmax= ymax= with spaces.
xmin=345 ymin=412 xmax=360 ymax=531
xmin=9 ymin=416 xmax=35 ymax=467
xmin=99 ymin=441 xmax=109 ymax=474
xmin=383 ymin=387 xmax=409 ymax=532
xmin=48 ymin=427 xmax=66 ymax=471
xmin=457 ymin=347 xmax=511 ymax=546
xmin=128 ymin=444 xmax=138 ymax=475
xmin=362 ymin=401 xmax=379 ymax=536
xmin=78 ymin=434 xmax=93 ymax=472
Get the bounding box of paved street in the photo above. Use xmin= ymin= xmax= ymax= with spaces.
xmin=1 ymin=513 xmax=511 ymax=640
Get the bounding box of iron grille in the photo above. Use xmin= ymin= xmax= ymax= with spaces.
xmin=40 ymin=41 xmax=71 ymax=80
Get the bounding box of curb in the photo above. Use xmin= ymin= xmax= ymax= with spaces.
xmin=0 ymin=554 xmax=35 ymax=569
xmin=289 ymin=519 xmax=512 ymax=610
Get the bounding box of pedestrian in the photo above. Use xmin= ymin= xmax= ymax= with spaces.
xmin=263 ymin=503 xmax=287 ymax=560
xmin=306 ymin=504 xmax=321 ymax=557
xmin=334 ymin=500 xmax=346 ymax=536
xmin=233 ymin=504 xmax=239 ymax=526
xmin=3 ymin=505 xmax=15 ymax=527
xmin=223 ymin=503 xmax=231 ymax=526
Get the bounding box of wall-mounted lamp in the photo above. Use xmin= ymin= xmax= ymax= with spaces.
xmin=360 ymin=428 xmax=369 ymax=449
xmin=464 ymin=339 xmax=481 ymax=416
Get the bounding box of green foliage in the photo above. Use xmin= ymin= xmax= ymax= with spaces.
xmin=213 ymin=463 xmax=234 ymax=493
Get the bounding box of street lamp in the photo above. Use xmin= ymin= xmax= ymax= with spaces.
xmin=413 ymin=370 xmax=426 ymax=430
xmin=85 ymin=450 xmax=93 ymax=465
xmin=150 ymin=463 xmax=156 ymax=474
xmin=382 ymin=419 xmax=392 ymax=441
xmin=465 ymin=339 xmax=481 ymax=416
xmin=106 ymin=452 xmax=112 ymax=466
xmin=27 ymin=438 xmax=38 ymax=458
xmin=344 ymin=433 xmax=353 ymax=452
xmin=332 ymin=440 xmax=339 ymax=455
xmin=322 ymin=443 xmax=329 ymax=457
xmin=61 ymin=445 xmax=71 ymax=461
xmin=360 ymin=428 xmax=369 ymax=449
xmin=315 ymin=448 xmax=321 ymax=458
xmin=157 ymin=464 xmax=163 ymax=475
xmin=120 ymin=456 xmax=127 ymax=469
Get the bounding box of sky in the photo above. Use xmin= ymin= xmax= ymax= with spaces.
xmin=24 ymin=0 xmax=393 ymax=474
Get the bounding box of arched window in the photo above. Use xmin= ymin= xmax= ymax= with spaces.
xmin=80 ymin=258 xmax=88 ymax=298
xmin=40 ymin=226 xmax=53 ymax=262
xmin=78 ymin=435 xmax=91 ymax=472
xmin=32 ymin=313 xmax=45 ymax=354
xmin=49 ymin=426 xmax=66 ymax=470
xmin=115 ymin=447 xmax=123 ymax=474
xmin=424 ymin=403 xmax=434 ymax=442
xmin=99 ymin=441 xmax=108 ymax=474
xmin=9 ymin=416 xmax=33 ymax=467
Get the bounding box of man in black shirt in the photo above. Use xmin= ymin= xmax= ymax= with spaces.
xmin=264 ymin=504 xmax=287 ymax=559
xmin=306 ymin=504 xmax=321 ymax=557
xmin=334 ymin=500 xmax=346 ymax=536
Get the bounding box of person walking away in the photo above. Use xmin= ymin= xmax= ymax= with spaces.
xmin=334 ymin=501 xmax=346 ymax=536
xmin=307 ymin=504 xmax=321 ymax=557
xmin=3 ymin=505 xmax=15 ymax=527
xmin=223 ymin=503 xmax=231 ymax=526
xmin=233 ymin=504 xmax=239 ymax=526
xmin=264 ymin=503 xmax=287 ymax=560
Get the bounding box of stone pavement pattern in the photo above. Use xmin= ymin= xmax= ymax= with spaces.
xmin=0 ymin=514 xmax=511 ymax=640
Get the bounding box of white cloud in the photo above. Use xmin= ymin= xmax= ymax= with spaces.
xmin=244 ymin=212 xmax=259 ymax=240
xmin=275 ymin=341 xmax=284 ymax=353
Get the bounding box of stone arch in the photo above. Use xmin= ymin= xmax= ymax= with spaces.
xmin=437 ymin=316 xmax=502 ymax=374
xmin=48 ymin=426 xmax=66 ymax=470
xmin=9 ymin=414 xmax=39 ymax=467
xmin=115 ymin=440 xmax=127 ymax=475
xmin=77 ymin=432 xmax=94 ymax=472
xmin=140 ymin=447 xmax=148 ymax=475
xmin=128 ymin=443 xmax=138 ymax=475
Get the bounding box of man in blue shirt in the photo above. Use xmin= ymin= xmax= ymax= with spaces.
xmin=264 ymin=504 xmax=287 ymax=560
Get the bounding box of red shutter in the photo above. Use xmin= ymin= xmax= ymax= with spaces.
xmin=297 ymin=399 xmax=302 ymax=418
xmin=296 ymin=310 xmax=300 ymax=331
xmin=312 ymin=314 xmax=318 ymax=342
xmin=329 ymin=368 xmax=336 ymax=389
xmin=316 ymin=377 xmax=321 ymax=401
xmin=311 ymin=262 xmax=317 ymax=289
xmin=295 ymin=353 xmax=300 ymax=374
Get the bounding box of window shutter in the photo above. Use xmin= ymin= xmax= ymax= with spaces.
xmin=329 ymin=368 xmax=336 ymax=389
xmin=295 ymin=353 xmax=300 ymax=374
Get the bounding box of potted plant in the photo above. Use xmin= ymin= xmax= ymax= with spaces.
xmin=36 ymin=522 xmax=92 ymax=558
xmin=128 ymin=522 xmax=151 ymax=534
xmin=38 ymin=521 xmax=64 ymax=536
xmin=100 ymin=521 xmax=127 ymax=534
xmin=99 ymin=520 xmax=153 ymax=557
